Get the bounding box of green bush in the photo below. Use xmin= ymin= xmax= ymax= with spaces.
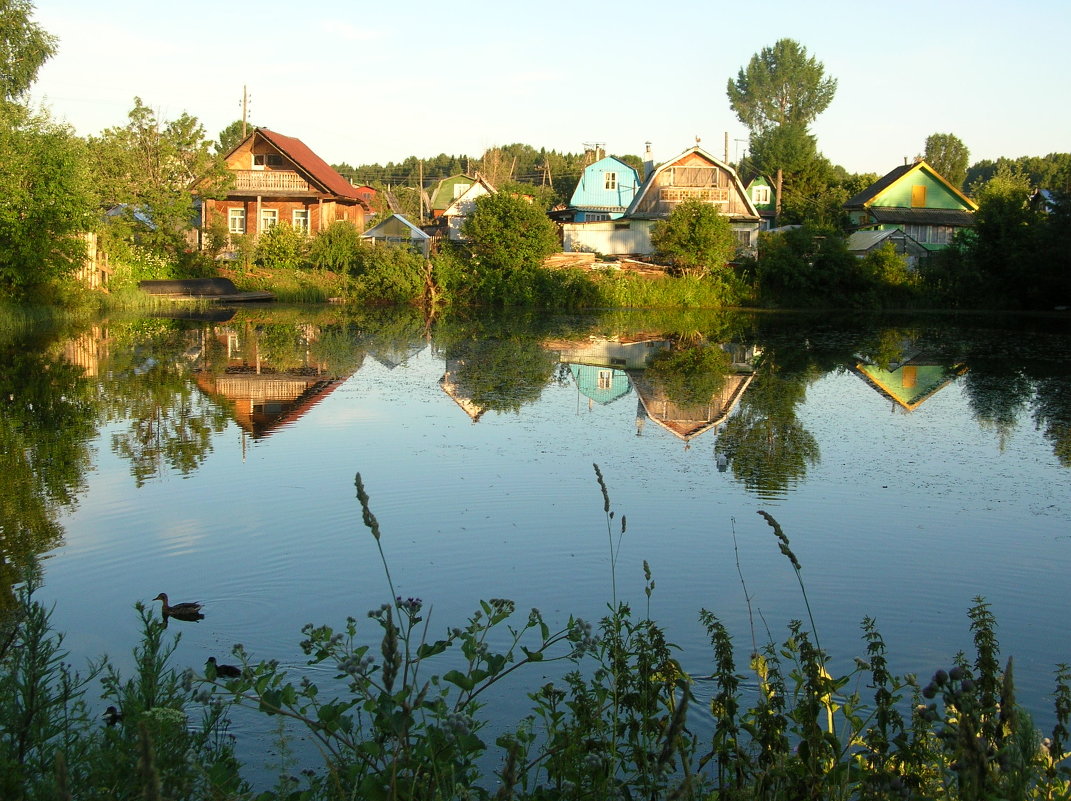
xmin=756 ymin=224 xmax=869 ymax=307
xmin=350 ymin=242 xmax=427 ymax=306
xmin=462 ymin=193 xmax=559 ymax=275
xmin=254 ymin=223 xmax=309 ymax=270
xmin=309 ymin=221 xmax=364 ymax=273
xmin=650 ymin=199 xmax=739 ymax=277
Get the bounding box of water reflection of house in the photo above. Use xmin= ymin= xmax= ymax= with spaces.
xmin=630 ymin=343 xmax=759 ymax=442
xmin=193 ymin=324 xmax=353 ymax=438
xmin=194 ymin=369 xmax=345 ymax=438
xmin=368 ymin=341 xmax=427 ymax=370
xmin=439 ymin=357 xmax=487 ymax=422
xmin=630 ymin=370 xmax=755 ymax=442
xmin=546 ymin=335 xmax=673 ymax=370
xmin=569 ymin=365 xmax=632 ymax=408
xmin=547 ymin=336 xmax=760 ymax=441
xmin=851 ymin=351 xmax=967 ymax=412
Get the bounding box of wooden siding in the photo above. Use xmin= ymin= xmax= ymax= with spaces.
xmin=203 ymin=197 xmax=365 ymax=240
xmin=631 ymin=151 xmax=756 ymax=218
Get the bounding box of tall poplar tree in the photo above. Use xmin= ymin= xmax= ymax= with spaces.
xmin=923 ymin=132 xmax=970 ymax=188
xmin=727 ymin=39 xmax=837 ymax=221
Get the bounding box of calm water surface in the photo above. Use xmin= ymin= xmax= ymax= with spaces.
xmin=4 ymin=305 xmax=1071 ymax=777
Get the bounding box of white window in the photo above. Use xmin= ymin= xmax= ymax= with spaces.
xmin=228 ymin=208 xmax=246 ymax=234
xmin=453 ymin=182 xmax=468 ymax=199
xmin=260 ymin=208 xmax=278 ymax=230
xmin=597 ymin=370 xmax=613 ymax=390
xmin=292 ymin=208 xmax=309 ymax=233
xmin=752 ymin=186 xmax=771 ymax=204
xmin=604 ymin=172 xmax=617 ymax=190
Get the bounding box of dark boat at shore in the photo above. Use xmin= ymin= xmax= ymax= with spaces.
xmin=138 ymin=278 xmax=274 ymax=303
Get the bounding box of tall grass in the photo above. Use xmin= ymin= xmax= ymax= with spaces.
xmin=591 ymin=270 xmax=751 ymax=309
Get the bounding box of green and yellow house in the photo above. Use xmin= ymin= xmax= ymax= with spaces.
xmin=844 ymin=159 xmax=977 ymax=249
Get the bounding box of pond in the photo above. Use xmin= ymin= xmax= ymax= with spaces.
xmin=4 ymin=304 xmax=1071 ymax=780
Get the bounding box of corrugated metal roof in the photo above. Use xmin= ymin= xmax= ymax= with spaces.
xmin=868 ymin=207 xmax=975 ymax=226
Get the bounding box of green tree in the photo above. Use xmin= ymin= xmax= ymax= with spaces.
xmin=650 ymin=199 xmax=738 ymax=277
xmin=0 ymin=0 xmax=55 ymax=100
xmin=924 ymin=133 xmax=970 ymax=188
xmin=462 ymin=191 xmax=559 ymax=285
xmin=727 ymin=39 xmax=837 ymax=221
xmin=215 ymin=119 xmax=247 ymax=154
xmin=756 ymin=224 xmax=866 ymax=307
xmin=726 ymin=39 xmax=838 ymax=131
xmin=0 ymin=104 xmax=97 ymax=293
xmin=88 ymin=97 xmax=227 ymax=258
xmin=970 ymin=164 xmax=1039 ymax=305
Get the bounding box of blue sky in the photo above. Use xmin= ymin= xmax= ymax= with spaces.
xmin=28 ymin=0 xmax=1071 ymax=176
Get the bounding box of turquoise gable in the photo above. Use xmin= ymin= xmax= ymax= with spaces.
xmin=569 ymin=157 xmax=641 ymax=221
xmin=569 ymin=364 xmax=631 ymax=405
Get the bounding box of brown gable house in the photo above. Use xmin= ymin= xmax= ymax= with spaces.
xmin=198 ymin=128 xmax=369 ymax=249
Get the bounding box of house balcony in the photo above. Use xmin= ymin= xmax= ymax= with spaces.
xmin=659 ymin=187 xmax=729 ymax=204
xmin=232 ymin=170 xmax=312 ymax=195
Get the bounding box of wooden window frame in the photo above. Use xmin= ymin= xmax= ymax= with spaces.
xmin=228 ymin=207 xmax=246 ymax=234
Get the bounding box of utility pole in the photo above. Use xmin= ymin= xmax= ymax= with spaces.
xmin=241 ymin=85 xmax=249 ymax=137
xmin=418 ymin=160 xmax=424 ymax=222
xmin=724 ymin=131 xmax=729 ymax=164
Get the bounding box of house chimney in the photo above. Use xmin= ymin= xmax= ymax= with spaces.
xmin=643 ymin=141 xmax=654 ymax=179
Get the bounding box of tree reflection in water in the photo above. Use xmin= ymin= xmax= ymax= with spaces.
xmin=0 ymin=334 xmax=97 ymax=613
xmin=714 ymin=357 xmax=820 ymax=499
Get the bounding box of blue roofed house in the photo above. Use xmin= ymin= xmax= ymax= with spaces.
xmin=566 ymin=156 xmax=642 ymax=222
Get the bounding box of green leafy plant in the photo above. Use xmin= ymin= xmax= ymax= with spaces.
xmin=254 ymin=223 xmax=310 ymax=271
xmin=650 ymin=199 xmax=739 ymax=277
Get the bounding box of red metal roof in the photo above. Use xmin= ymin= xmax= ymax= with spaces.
xmin=256 ymin=128 xmax=364 ymax=204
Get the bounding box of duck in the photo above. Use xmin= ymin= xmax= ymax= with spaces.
xmin=206 ymin=657 xmax=242 ymax=679
xmin=152 ymin=593 xmax=204 ymax=620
